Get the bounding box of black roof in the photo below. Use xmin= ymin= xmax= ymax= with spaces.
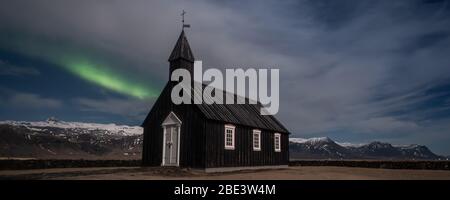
xmin=191 ymin=83 xmax=289 ymax=133
xmin=168 ymin=30 xmax=195 ymax=62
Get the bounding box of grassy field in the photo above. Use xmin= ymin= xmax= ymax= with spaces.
xmin=1 ymin=166 xmax=450 ymax=180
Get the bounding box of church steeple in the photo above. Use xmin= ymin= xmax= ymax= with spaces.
xmin=168 ymin=30 xmax=195 ymax=78
xmin=168 ymin=30 xmax=195 ymax=63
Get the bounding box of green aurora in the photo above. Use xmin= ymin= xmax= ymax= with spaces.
xmin=62 ymin=58 xmax=159 ymax=99
xmin=0 ymin=33 xmax=160 ymax=99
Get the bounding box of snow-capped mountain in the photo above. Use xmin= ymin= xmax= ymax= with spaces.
xmin=1 ymin=117 xmax=142 ymax=136
xmin=289 ymin=137 xmax=445 ymax=160
xmin=0 ymin=118 xmax=143 ymax=159
xmin=289 ymin=137 xmax=353 ymax=159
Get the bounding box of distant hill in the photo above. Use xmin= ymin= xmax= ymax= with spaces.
xmin=290 ymin=137 xmax=447 ymax=160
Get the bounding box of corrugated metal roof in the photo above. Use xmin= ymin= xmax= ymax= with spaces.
xmin=192 ymin=83 xmax=290 ymax=133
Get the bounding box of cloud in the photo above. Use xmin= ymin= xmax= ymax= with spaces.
xmin=351 ymin=117 xmax=419 ymax=134
xmin=275 ymin=1 xmax=450 ymax=132
xmin=2 ymin=92 xmax=62 ymax=109
xmin=74 ymin=97 xmax=154 ymax=121
xmin=0 ymin=60 xmax=40 ymax=76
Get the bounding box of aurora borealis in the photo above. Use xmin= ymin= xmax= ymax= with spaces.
xmin=62 ymin=58 xmax=158 ymax=99
xmin=0 ymin=31 xmax=160 ymax=100
xmin=0 ymin=28 xmax=163 ymax=125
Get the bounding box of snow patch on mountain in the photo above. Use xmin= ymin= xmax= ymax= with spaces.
xmin=288 ymin=138 xmax=308 ymax=144
xmin=336 ymin=142 xmax=366 ymax=147
xmin=289 ymin=137 xmax=333 ymax=144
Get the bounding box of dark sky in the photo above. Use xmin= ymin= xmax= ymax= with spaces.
xmin=1 ymin=0 xmax=450 ymax=154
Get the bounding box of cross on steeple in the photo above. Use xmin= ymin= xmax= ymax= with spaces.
xmin=181 ymin=10 xmax=190 ymax=29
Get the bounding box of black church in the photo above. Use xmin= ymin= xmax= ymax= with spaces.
xmin=142 ymin=30 xmax=290 ymax=172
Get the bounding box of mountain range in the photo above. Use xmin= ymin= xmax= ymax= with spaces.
xmin=0 ymin=118 xmax=142 ymax=159
xmin=0 ymin=118 xmax=447 ymax=160
xmin=290 ymin=137 xmax=447 ymax=160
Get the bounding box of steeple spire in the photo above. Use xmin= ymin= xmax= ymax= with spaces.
xmin=168 ymin=11 xmax=195 ymax=78
xmin=168 ymin=30 xmax=195 ymax=63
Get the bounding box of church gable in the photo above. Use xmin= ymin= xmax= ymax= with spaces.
xmin=162 ymin=112 xmax=182 ymax=126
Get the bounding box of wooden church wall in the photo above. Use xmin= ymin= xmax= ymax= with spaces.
xmin=204 ymin=119 xmax=289 ymax=168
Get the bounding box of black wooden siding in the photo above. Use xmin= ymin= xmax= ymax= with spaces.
xmin=204 ymin=120 xmax=289 ymax=168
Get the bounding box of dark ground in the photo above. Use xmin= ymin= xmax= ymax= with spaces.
xmin=1 ymin=166 xmax=450 ymax=180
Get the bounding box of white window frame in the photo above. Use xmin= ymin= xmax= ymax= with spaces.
xmin=252 ymin=129 xmax=261 ymax=151
xmin=274 ymin=133 xmax=281 ymax=152
xmin=224 ymin=124 xmax=235 ymax=150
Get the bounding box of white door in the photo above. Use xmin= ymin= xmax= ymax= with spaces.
xmin=161 ymin=112 xmax=182 ymax=166
xmin=163 ymin=125 xmax=179 ymax=166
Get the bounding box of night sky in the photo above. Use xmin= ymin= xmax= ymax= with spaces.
xmin=1 ymin=0 xmax=450 ymax=154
